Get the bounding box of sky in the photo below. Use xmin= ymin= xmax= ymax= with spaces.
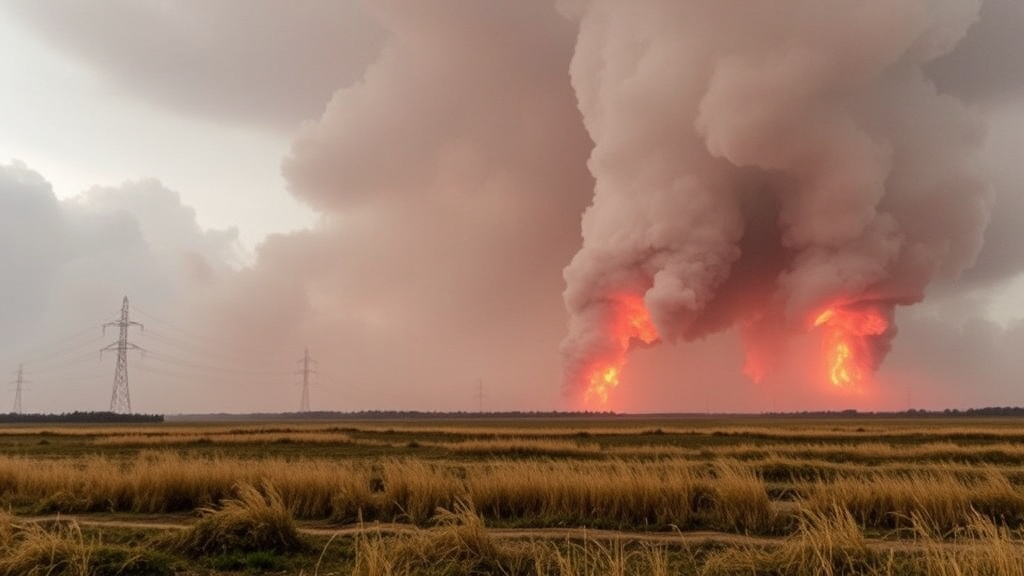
xmin=1 ymin=0 xmax=1023 ymax=415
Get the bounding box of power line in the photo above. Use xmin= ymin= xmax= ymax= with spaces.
xmin=133 ymin=363 xmax=282 ymax=391
xmin=138 ymin=329 xmax=285 ymax=371
xmin=131 ymin=305 xmax=273 ymax=358
xmin=0 ymin=317 xmax=117 ymax=367
xmin=24 ymin=349 xmax=104 ymax=375
xmin=101 ymin=296 xmax=143 ymax=414
xmin=142 ymin=350 xmax=291 ymax=376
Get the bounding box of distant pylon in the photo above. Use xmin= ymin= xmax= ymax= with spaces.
xmin=11 ymin=364 xmax=25 ymax=414
xmin=296 ymin=347 xmax=317 ymax=413
xmin=102 ymin=296 xmax=143 ymax=414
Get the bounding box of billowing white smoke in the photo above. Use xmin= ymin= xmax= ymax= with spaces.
xmin=561 ymin=0 xmax=992 ymax=404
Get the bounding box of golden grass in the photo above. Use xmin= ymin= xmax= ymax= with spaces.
xmin=700 ymin=505 xmax=1024 ymax=576
xmin=348 ymin=502 xmax=1024 ymax=576
xmin=626 ymin=440 xmax=1024 ymax=460
xmin=701 ymin=505 xmax=875 ymax=576
xmin=0 ymin=452 xmax=772 ymax=530
xmin=0 ymin=519 xmax=93 ymax=576
xmin=92 ymin=431 xmax=354 ymax=446
xmin=424 ymin=437 xmax=603 ymax=457
xmin=806 ymin=467 xmax=1024 ymax=531
xmin=176 ymin=482 xmax=304 ymax=557
xmin=351 ymin=502 xmax=673 ymax=576
xmin=466 ymin=459 xmax=776 ymax=531
xmin=2 ymin=446 xmax=1022 ymax=534
xmin=9 ymin=420 xmax=1024 ymax=466
xmin=911 ymin=511 xmax=1024 ymax=576
xmin=3 ymin=417 xmax=1024 ymax=574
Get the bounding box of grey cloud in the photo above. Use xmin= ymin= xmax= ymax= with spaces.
xmin=0 ymin=161 xmax=239 ymax=411
xmin=2 ymin=0 xmax=385 ymax=131
xmin=927 ymin=0 xmax=1024 ymax=104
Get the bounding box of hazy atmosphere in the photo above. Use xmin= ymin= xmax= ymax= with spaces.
xmin=2 ymin=0 xmax=1024 ymax=415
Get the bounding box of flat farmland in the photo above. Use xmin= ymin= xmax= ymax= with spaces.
xmin=0 ymin=415 xmax=1023 ymax=575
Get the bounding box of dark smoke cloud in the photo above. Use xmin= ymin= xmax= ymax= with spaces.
xmin=560 ymin=0 xmax=992 ymax=402
xmin=191 ymin=0 xmax=595 ymax=410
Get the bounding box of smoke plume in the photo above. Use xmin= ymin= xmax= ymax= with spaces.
xmin=561 ymin=0 xmax=992 ymax=405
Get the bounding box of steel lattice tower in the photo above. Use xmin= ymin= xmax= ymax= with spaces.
xmin=297 ymin=348 xmax=317 ymax=413
xmin=103 ymin=296 xmax=143 ymax=414
xmin=11 ymin=364 xmax=24 ymax=415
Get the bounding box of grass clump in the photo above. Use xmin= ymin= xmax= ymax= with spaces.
xmin=702 ymin=461 xmax=776 ymax=533
xmin=0 ymin=519 xmax=94 ymax=576
xmin=352 ymin=501 xmax=672 ymax=576
xmin=0 ymin=513 xmax=174 ymax=576
xmin=701 ymin=505 xmax=880 ymax=576
xmin=176 ymin=481 xmax=305 ymax=557
xmin=910 ymin=510 xmax=1024 ymax=576
xmin=352 ymin=501 xmax=531 ymax=576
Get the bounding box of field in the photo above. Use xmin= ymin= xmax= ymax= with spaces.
xmin=1 ymin=415 xmax=1023 ymax=575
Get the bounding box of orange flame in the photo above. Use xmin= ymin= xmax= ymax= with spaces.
xmin=586 ymin=366 xmax=620 ymax=405
xmin=583 ymin=294 xmax=658 ymax=406
xmin=813 ymin=305 xmax=889 ymax=389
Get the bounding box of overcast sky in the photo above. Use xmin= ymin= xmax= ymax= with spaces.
xmin=1 ymin=0 xmax=1023 ymax=415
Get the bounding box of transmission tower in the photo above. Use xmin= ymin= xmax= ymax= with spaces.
xmin=296 ymin=347 xmax=317 ymax=413
xmin=102 ymin=296 xmax=143 ymax=414
xmin=10 ymin=364 xmax=25 ymax=414
xmin=475 ymin=378 xmax=484 ymax=413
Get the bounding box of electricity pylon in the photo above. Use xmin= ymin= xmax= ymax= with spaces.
xmin=10 ymin=364 xmax=25 ymax=414
xmin=296 ymin=348 xmax=317 ymax=413
xmin=102 ymin=296 xmax=143 ymax=414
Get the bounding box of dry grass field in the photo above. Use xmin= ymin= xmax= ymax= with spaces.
xmin=0 ymin=415 xmax=1023 ymax=574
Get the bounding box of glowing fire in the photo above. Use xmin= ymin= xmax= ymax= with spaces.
xmin=583 ymin=294 xmax=659 ymax=405
xmin=813 ymin=305 xmax=890 ymax=389
xmin=587 ymin=366 xmax=620 ymax=405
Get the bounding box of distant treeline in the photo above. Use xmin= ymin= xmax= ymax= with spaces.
xmin=0 ymin=411 xmax=164 ymax=424
xmin=168 ymin=410 xmax=618 ymax=422
xmin=166 ymin=407 xmax=1024 ymax=422
xmin=774 ymin=407 xmax=1024 ymax=418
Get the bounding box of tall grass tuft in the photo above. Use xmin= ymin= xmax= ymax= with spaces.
xmin=914 ymin=511 xmax=1024 ymax=576
xmin=704 ymin=461 xmax=776 ymax=532
xmin=0 ymin=520 xmax=93 ymax=576
xmin=382 ymin=460 xmax=463 ymax=524
xmin=701 ymin=505 xmax=878 ymax=576
xmin=352 ymin=502 xmax=533 ymax=576
xmin=351 ymin=502 xmax=673 ymax=576
xmin=176 ymin=482 xmax=304 ymax=557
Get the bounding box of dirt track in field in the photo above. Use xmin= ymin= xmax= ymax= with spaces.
xmin=18 ymin=514 xmax=1024 ymax=552
xmin=21 ymin=514 xmax=774 ymax=545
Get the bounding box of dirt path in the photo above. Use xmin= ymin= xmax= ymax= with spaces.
xmin=18 ymin=515 xmax=1024 ymax=552
xmin=16 ymin=514 xmax=783 ymax=546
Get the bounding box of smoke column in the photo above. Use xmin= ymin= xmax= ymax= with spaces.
xmin=561 ymin=0 xmax=992 ymax=406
